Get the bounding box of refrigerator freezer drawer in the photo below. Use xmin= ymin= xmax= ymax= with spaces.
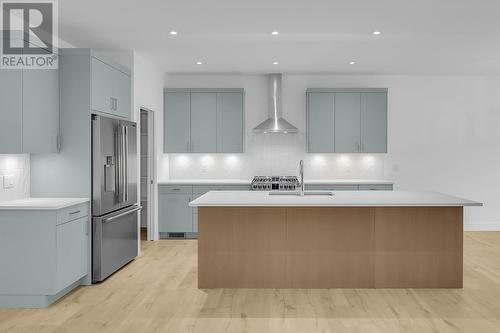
xmin=92 ymin=205 xmax=140 ymax=283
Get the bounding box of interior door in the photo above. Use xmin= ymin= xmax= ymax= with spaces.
xmin=92 ymin=115 xmax=121 ymax=216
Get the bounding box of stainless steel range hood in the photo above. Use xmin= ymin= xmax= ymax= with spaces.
xmin=253 ymin=73 xmax=298 ymax=134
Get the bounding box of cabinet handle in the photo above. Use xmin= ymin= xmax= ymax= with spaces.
xmin=356 ymin=141 xmax=360 ymax=152
xmin=110 ymin=97 xmax=114 ymax=110
xmin=69 ymin=210 xmax=81 ymax=215
xmin=187 ymin=142 xmax=190 ymax=152
xmin=361 ymin=142 xmax=364 ymax=152
xmin=115 ymin=98 xmax=118 ymax=111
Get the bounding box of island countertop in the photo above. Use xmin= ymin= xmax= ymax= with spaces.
xmin=189 ymin=190 xmax=482 ymax=207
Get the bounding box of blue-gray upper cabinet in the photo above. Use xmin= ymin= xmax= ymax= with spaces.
xmin=23 ymin=68 xmax=60 ymax=153
xmin=0 ymin=69 xmax=23 ymax=153
xmin=91 ymin=57 xmax=131 ymax=119
xmin=307 ymin=93 xmax=335 ymax=153
xmin=306 ymin=88 xmax=387 ymax=153
xmin=164 ymin=91 xmax=191 ymax=153
xmin=216 ymin=92 xmax=244 ymax=153
xmin=334 ymin=92 xmax=361 ymax=153
xmin=360 ymin=92 xmax=387 ymax=153
xmin=163 ymin=89 xmax=244 ymax=153
xmin=191 ymin=93 xmax=217 ymax=152
xmin=0 ymin=67 xmax=59 ymax=153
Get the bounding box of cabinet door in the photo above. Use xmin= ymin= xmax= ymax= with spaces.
xmin=91 ymin=57 xmax=114 ymax=114
xmin=158 ymin=194 xmax=192 ymax=233
xmin=217 ymin=92 xmax=243 ymax=153
xmin=113 ymin=70 xmax=131 ymax=119
xmin=0 ymin=69 xmax=22 ymax=152
xmin=361 ymin=92 xmax=387 ymax=153
xmin=190 ymin=92 xmax=217 ymax=152
xmin=56 ymin=217 xmax=87 ymax=290
xmin=307 ymin=93 xmax=334 ymax=152
xmin=22 ymin=68 xmax=59 ymax=152
xmin=164 ymin=92 xmax=191 ymax=152
xmin=334 ymin=92 xmax=361 ymax=153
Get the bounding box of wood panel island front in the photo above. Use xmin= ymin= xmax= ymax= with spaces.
xmin=189 ymin=191 xmax=482 ymax=289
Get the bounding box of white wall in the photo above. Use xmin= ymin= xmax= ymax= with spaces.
xmin=163 ymin=73 xmax=500 ymax=228
xmin=0 ymin=154 xmax=29 ymax=202
xmin=132 ymin=52 xmax=165 ymax=236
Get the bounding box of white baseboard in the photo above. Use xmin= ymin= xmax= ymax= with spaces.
xmin=464 ymin=222 xmax=500 ymax=231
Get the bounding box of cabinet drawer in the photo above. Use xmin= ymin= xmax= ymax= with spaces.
xmin=358 ymin=184 xmax=393 ymax=191
xmin=57 ymin=203 xmax=89 ymax=225
xmin=159 ymin=185 xmax=192 ymax=194
xmin=305 ymin=184 xmax=359 ymax=191
xmin=193 ymin=184 xmax=250 ymax=194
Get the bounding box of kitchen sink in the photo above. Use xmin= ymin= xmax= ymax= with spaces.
xmin=269 ymin=191 xmax=334 ymax=196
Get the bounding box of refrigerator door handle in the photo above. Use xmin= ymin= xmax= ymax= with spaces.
xmin=103 ymin=206 xmax=142 ymax=223
xmin=115 ymin=130 xmax=122 ymax=202
xmin=124 ymin=125 xmax=129 ymax=202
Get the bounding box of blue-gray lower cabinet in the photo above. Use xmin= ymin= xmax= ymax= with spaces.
xmin=159 ymin=193 xmax=193 ymax=233
xmin=158 ymin=184 xmax=250 ymax=238
xmin=305 ymin=184 xmax=393 ymax=191
xmin=0 ymin=202 xmax=89 ymax=308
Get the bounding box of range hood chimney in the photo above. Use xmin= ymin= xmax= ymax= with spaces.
xmin=253 ymin=73 xmax=298 ymax=134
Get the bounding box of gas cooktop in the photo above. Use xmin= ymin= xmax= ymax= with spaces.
xmin=251 ymin=176 xmax=299 ymax=191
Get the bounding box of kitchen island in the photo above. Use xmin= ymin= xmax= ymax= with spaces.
xmin=190 ymin=191 xmax=481 ymax=289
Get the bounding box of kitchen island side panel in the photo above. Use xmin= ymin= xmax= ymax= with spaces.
xmin=198 ymin=206 xmax=463 ymax=288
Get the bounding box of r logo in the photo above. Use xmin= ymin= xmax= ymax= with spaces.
xmin=2 ymin=1 xmax=53 ymax=54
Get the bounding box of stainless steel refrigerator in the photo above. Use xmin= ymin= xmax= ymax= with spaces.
xmin=91 ymin=114 xmax=141 ymax=283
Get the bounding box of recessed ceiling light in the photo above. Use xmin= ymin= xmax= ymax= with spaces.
xmin=273 ymin=61 xmax=279 ymax=65
xmin=349 ymin=61 xmax=356 ymax=65
xmin=169 ymin=31 xmax=178 ymax=35
xmin=196 ymin=61 xmax=202 ymax=65
xmin=372 ymin=31 xmax=381 ymax=35
xmin=271 ymin=31 xmax=279 ymax=36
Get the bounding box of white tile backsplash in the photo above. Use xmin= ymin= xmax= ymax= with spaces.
xmin=165 ymin=131 xmax=385 ymax=180
xmin=0 ymin=154 xmax=30 ymax=202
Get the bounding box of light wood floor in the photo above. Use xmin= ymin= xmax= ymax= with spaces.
xmin=2 ymin=233 xmax=500 ymax=333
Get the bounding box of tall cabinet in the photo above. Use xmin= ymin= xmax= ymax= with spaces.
xmin=164 ymin=88 xmax=244 ymax=153
xmin=307 ymin=88 xmax=387 ymax=153
xmin=30 ymin=49 xmax=133 ymax=285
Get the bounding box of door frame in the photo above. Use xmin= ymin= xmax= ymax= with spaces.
xmin=140 ymin=107 xmax=158 ymax=241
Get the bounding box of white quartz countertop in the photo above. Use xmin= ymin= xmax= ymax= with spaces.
xmin=189 ymin=191 xmax=482 ymax=207
xmin=159 ymin=179 xmax=252 ymax=185
xmin=0 ymin=198 xmax=89 ymax=210
xmin=159 ymin=179 xmax=393 ymax=185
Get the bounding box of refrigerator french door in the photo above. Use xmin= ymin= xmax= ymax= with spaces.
xmin=91 ymin=114 xmax=140 ymax=283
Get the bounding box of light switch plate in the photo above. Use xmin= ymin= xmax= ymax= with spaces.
xmin=3 ymin=175 xmax=15 ymax=189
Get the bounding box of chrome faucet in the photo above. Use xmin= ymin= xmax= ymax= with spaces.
xmin=299 ymin=160 xmax=305 ymax=196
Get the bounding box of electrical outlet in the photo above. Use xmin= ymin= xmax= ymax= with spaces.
xmin=3 ymin=175 xmax=14 ymax=189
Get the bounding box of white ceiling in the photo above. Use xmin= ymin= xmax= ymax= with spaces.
xmin=59 ymin=0 xmax=500 ymax=74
